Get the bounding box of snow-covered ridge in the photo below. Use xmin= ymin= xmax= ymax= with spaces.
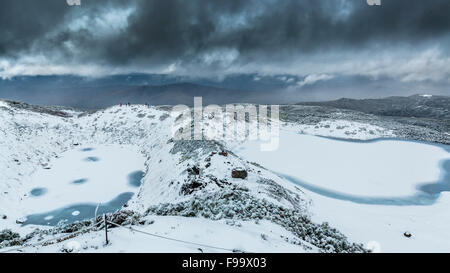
xmin=0 ymin=101 xmax=366 ymax=253
xmin=284 ymin=119 xmax=395 ymax=140
xmin=0 ymin=100 xmax=9 ymax=108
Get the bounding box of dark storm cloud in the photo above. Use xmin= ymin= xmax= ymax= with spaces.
xmin=1 ymin=0 xmax=450 ymax=76
xmin=70 ymin=0 xmax=450 ymax=65
xmin=0 ymin=0 xmax=69 ymax=57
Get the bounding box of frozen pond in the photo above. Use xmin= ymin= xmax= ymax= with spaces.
xmin=21 ymin=145 xmax=146 ymax=226
xmin=234 ymin=131 xmax=450 ymax=252
xmin=234 ymin=131 xmax=450 ymax=206
xmin=23 ymin=193 xmax=134 ymax=226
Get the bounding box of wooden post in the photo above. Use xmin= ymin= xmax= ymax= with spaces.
xmin=104 ymin=214 xmax=109 ymax=245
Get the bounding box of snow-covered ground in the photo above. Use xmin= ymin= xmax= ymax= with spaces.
xmin=11 ymin=216 xmax=312 ymax=253
xmin=0 ymin=103 xmax=172 ymax=233
xmin=1 ymin=102 xmax=329 ymax=253
xmin=304 ymin=188 xmax=450 ymax=253
xmin=1 ymin=99 xmax=448 ymax=253
xmin=284 ymin=119 xmax=395 ymax=140
xmin=234 ymin=130 xmax=450 ymax=252
xmin=0 ymin=101 xmax=9 ymax=108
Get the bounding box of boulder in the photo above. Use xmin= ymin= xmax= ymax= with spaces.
xmin=187 ymin=166 xmax=200 ymax=175
xmin=232 ymin=169 xmax=248 ymax=179
xmin=180 ymin=181 xmax=204 ymax=195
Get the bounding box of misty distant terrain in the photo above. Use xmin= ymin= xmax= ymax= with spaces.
xmin=0 ymin=74 xmax=296 ymax=109
xmin=1 ymin=74 xmax=449 ymax=109
xmin=297 ymin=95 xmax=450 ymax=119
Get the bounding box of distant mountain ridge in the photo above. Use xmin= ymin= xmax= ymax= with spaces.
xmin=0 ymin=80 xmax=261 ymax=109
xmin=0 ymin=74 xmax=448 ymax=112
xmin=297 ymin=95 xmax=450 ymax=119
xmin=0 ymin=74 xmax=295 ymax=109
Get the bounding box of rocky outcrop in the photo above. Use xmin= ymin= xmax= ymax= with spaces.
xmin=232 ymin=169 xmax=248 ymax=179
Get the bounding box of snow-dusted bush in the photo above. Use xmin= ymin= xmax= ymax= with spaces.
xmin=0 ymin=229 xmax=22 ymax=248
xmin=146 ymin=190 xmax=366 ymax=253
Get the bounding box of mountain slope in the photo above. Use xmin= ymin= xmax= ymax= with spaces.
xmin=1 ymin=98 xmax=449 ymax=253
xmin=297 ymin=95 xmax=450 ymax=119
xmin=0 ymin=100 xmax=365 ymax=253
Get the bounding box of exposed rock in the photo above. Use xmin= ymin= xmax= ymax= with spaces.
xmin=187 ymin=166 xmax=200 ymax=176
xmin=232 ymin=169 xmax=248 ymax=179
xmin=180 ymin=180 xmax=204 ymax=195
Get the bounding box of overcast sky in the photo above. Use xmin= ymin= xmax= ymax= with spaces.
xmin=0 ymin=0 xmax=449 ymax=97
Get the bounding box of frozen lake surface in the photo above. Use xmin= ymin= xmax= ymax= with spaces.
xmin=21 ymin=145 xmax=145 ymax=226
xmin=235 ymin=132 xmax=450 ymax=205
xmin=234 ymin=131 xmax=450 ymax=252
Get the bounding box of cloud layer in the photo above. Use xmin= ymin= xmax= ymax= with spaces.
xmin=1 ymin=0 xmax=450 ymax=94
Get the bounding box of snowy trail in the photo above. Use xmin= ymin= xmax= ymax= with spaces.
xmin=4 ymin=217 xmax=311 ymax=253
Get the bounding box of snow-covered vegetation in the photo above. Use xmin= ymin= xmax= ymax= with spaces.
xmin=1 ymin=99 xmax=448 ymax=253
xmin=0 ymin=100 xmax=367 ymax=253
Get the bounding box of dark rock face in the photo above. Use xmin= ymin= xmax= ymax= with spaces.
xmin=180 ymin=181 xmax=204 ymax=195
xmin=404 ymin=232 xmax=412 ymax=238
xmin=187 ymin=166 xmax=200 ymax=176
xmin=232 ymin=169 xmax=248 ymax=179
